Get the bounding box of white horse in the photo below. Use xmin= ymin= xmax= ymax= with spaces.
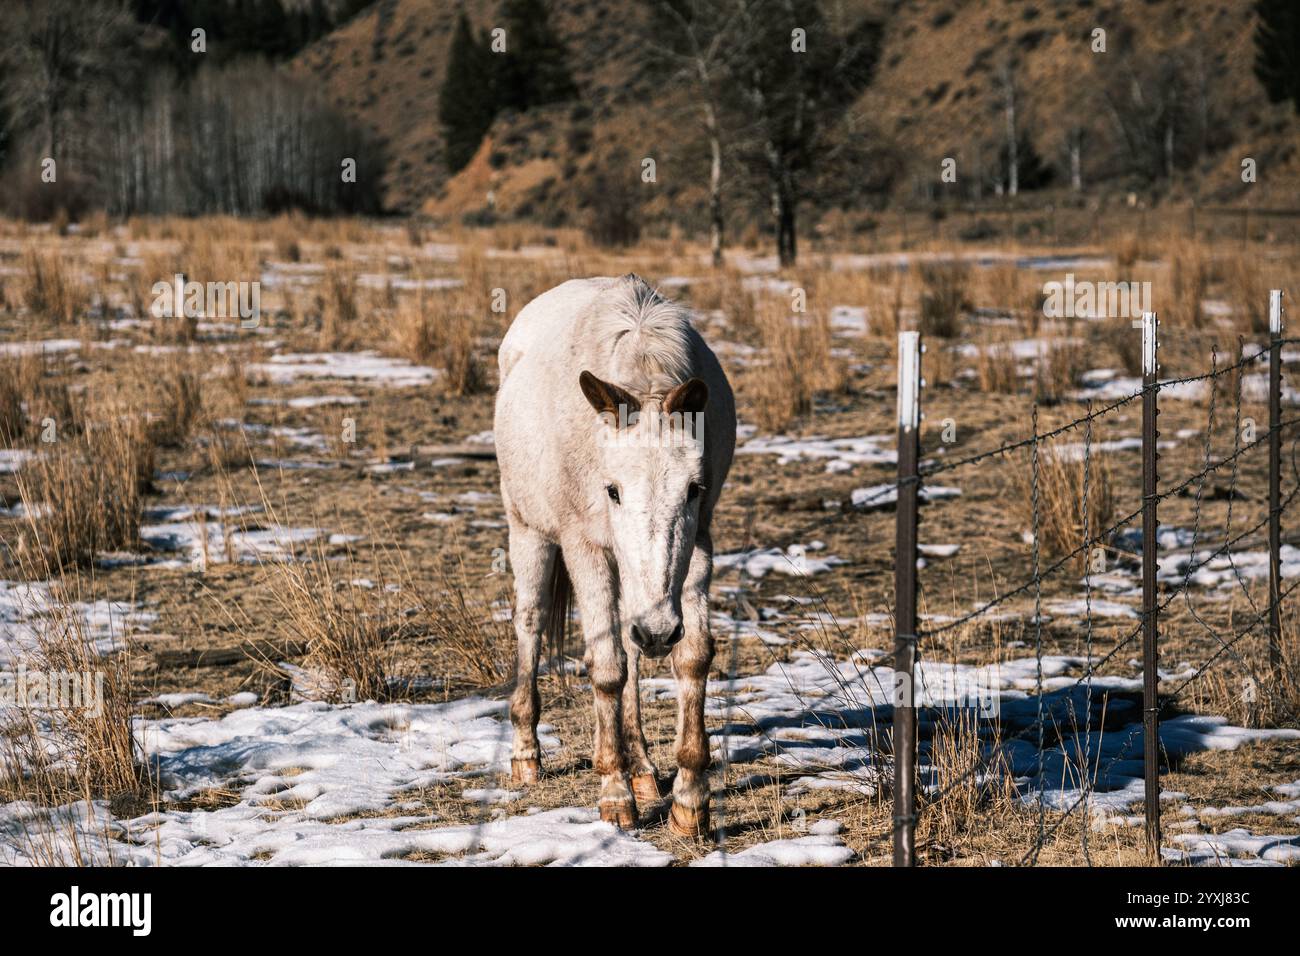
xmin=494 ymin=274 xmax=735 ymax=836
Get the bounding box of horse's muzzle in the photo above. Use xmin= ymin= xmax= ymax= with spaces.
xmin=631 ymin=621 xmax=684 ymax=658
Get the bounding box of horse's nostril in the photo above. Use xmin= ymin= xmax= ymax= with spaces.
xmin=667 ymin=623 xmax=684 ymax=646
xmin=630 ymin=624 xmax=649 ymax=647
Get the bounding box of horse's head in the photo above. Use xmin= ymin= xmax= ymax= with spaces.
xmin=580 ymin=370 xmax=710 ymax=658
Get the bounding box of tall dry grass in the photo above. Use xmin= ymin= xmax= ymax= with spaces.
xmin=1165 ymin=239 xmax=1211 ymax=327
xmin=14 ymin=249 xmax=90 ymax=325
xmin=389 ymin=291 xmax=487 ymax=396
xmin=0 ymin=586 xmax=143 ymax=802
xmin=678 ymin=270 xmax=757 ymax=336
xmin=918 ymin=709 xmax=1019 ymax=854
xmin=143 ymin=361 xmax=205 ymax=450
xmin=0 ymin=562 xmax=153 ymax=864
xmin=749 ymin=299 xmax=843 ymax=432
xmin=0 ymin=352 xmax=44 ymax=444
xmin=974 ymin=340 xmax=1020 ymax=394
xmin=864 ymin=267 xmax=905 ymax=340
xmin=12 ymin=415 xmax=153 ymax=575
xmin=1033 ymin=339 xmax=1087 ymax=402
xmin=408 ymin=557 xmax=515 ymax=687
xmin=1100 ymin=320 xmax=1144 ymax=376
xmin=263 ymin=530 xmax=411 ymax=703
xmin=1011 ymin=446 xmax=1115 ymax=563
xmin=917 ymin=261 xmax=970 ymax=338
xmin=317 ymin=266 xmax=359 ymax=350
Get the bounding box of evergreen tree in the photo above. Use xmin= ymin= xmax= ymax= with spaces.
xmin=495 ymin=0 xmax=577 ymax=112
xmin=1255 ymin=0 xmax=1300 ymax=112
xmin=439 ymin=12 xmax=497 ymax=173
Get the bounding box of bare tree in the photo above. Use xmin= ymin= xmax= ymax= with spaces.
xmin=1093 ymin=34 xmax=1216 ymax=187
xmin=1067 ymin=126 xmax=1083 ymax=193
xmin=998 ymin=55 xmax=1019 ymax=198
xmin=1 ymin=0 xmax=134 ymax=160
xmin=650 ymin=1 xmax=744 ymax=267
xmin=728 ymin=0 xmax=882 ymax=266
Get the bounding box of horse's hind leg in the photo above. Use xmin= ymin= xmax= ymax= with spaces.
xmin=509 ymin=523 xmax=556 ymax=785
xmin=621 ymin=638 xmax=660 ymax=804
xmin=669 ymin=534 xmax=715 ymax=838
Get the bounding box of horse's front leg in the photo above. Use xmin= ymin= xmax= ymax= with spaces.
xmin=621 ymin=637 xmax=660 ymax=804
xmin=669 ymin=533 xmax=715 ymax=838
xmin=563 ymin=536 xmax=637 ymax=827
xmin=508 ymin=522 xmax=557 ymax=784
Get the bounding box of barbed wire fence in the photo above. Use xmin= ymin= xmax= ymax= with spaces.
xmin=890 ymin=290 xmax=1296 ymax=866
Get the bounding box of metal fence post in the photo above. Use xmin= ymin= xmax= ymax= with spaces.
xmin=893 ymin=331 xmax=921 ymax=867
xmin=1140 ymin=311 xmax=1162 ymax=861
xmin=1269 ymin=290 xmax=1285 ymax=680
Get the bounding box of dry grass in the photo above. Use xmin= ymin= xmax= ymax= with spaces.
xmin=0 ymin=581 xmax=143 ymax=802
xmin=682 ymin=271 xmax=756 ymax=336
xmin=1166 ymin=239 xmax=1211 ymax=328
xmin=317 ymin=267 xmax=359 ymax=350
xmin=1011 ymin=445 xmax=1115 ymax=563
xmin=1219 ymin=252 xmax=1294 ymax=335
xmin=268 ymin=537 xmax=410 ymax=704
xmin=974 ymin=339 xmax=1020 ymax=394
xmin=864 ymin=267 xmax=905 ymax=340
xmin=144 ymin=360 xmax=204 ymax=449
xmin=1034 ymin=338 xmax=1087 ymax=402
xmin=13 ymin=249 xmax=90 ymax=325
xmin=12 ymin=415 xmax=153 ymax=574
xmin=0 ymin=352 xmax=44 ymax=444
xmin=432 ymin=302 xmax=488 ymax=397
xmin=978 ymin=262 xmax=1035 ymax=324
xmin=917 ymin=709 xmax=1020 ymax=856
xmin=1111 ymin=232 xmax=1153 ymax=270
xmin=1099 ymin=319 xmax=1145 ymax=377
xmin=390 ymin=292 xmax=438 ymax=363
xmin=408 ymin=556 xmax=515 ymax=687
xmin=917 ymin=261 xmax=969 ymax=338
xmin=0 ymin=560 xmax=154 ymax=864
xmin=748 ymin=298 xmax=843 ymax=432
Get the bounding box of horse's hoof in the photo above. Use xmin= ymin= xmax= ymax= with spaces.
xmin=511 ymin=758 xmax=540 ymax=785
xmin=668 ymin=801 xmax=710 ymax=839
xmin=599 ymin=798 xmax=638 ymax=829
xmin=631 ymin=773 xmax=660 ymax=804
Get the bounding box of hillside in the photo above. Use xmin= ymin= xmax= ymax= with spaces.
xmin=290 ymin=0 xmax=1300 ymax=221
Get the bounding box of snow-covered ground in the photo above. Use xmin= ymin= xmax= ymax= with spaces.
xmin=247 ymin=352 xmax=439 ymax=388
xmin=738 ymin=433 xmax=895 ymax=473
xmin=4 ymin=621 xmax=1295 ymax=866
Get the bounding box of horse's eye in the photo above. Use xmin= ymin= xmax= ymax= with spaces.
xmin=687 ymin=482 xmax=702 ymax=502
xmin=606 ymin=485 xmax=620 ymax=504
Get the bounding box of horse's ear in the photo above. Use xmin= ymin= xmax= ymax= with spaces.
xmin=663 ymin=377 xmax=709 ymax=415
xmin=579 ymin=370 xmax=641 ymax=417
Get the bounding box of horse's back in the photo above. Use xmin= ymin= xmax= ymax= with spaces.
xmin=497 ymin=277 xmax=618 ymax=384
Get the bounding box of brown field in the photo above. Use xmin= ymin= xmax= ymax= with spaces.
xmin=1 ymin=213 xmax=1298 ymax=866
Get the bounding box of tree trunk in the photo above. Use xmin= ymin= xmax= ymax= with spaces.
xmin=706 ymin=104 xmax=724 ymax=269
xmin=775 ymin=181 xmax=796 ymax=267
xmin=1003 ymin=64 xmax=1018 ymax=197
xmin=1070 ymin=129 xmax=1082 ymax=192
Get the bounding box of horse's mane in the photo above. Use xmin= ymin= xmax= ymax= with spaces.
xmin=594 ymin=274 xmax=695 ymax=395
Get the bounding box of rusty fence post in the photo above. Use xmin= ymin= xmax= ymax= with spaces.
xmin=1140 ymin=311 xmax=1162 ymax=861
xmin=1269 ymin=290 xmax=1285 ymax=680
xmin=893 ymin=330 xmax=921 ymax=867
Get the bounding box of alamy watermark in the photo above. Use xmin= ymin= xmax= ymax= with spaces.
xmin=150 ymin=273 xmax=260 ymax=329
xmin=595 ymin=404 xmax=704 ymax=456
xmin=0 ymin=667 xmax=105 ymax=717
xmin=1042 ymin=273 xmax=1151 ymax=320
